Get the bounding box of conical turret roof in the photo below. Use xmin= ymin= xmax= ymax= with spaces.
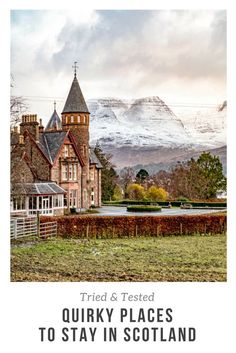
xmin=62 ymin=75 xmax=89 ymax=114
xmin=45 ymin=109 xmax=62 ymax=131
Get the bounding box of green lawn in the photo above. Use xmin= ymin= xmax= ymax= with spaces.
xmin=11 ymin=234 xmax=226 ymax=282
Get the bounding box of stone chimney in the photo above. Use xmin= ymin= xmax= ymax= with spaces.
xmin=20 ymin=114 xmax=39 ymax=142
xmin=19 ymin=134 xmax=25 ymax=145
xmin=39 ymin=118 xmax=44 ymax=133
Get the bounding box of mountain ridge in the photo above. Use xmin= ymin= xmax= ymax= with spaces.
xmin=87 ymin=96 xmax=226 ymax=171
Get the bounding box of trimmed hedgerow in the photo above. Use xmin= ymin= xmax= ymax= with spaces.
xmin=103 ymin=199 xmax=227 ymax=208
xmin=40 ymin=214 xmax=226 ymax=238
xmin=127 ymin=205 xmax=162 ymax=212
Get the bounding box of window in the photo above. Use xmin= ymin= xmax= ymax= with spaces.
xmin=12 ymin=196 xmax=25 ymax=210
xmin=83 ymin=189 xmax=87 ymax=202
xmin=63 ymin=145 xmax=69 ymax=157
xmin=91 ymin=188 xmax=94 ymax=204
xmin=39 ymin=196 xmax=42 ymax=209
xmin=73 ymin=164 xmax=77 ymax=180
xmin=69 ymin=164 xmax=73 ymax=180
xmin=29 ymin=196 xmax=37 ymax=209
xmin=69 ymin=190 xmax=77 ymax=208
xmin=62 ymin=164 xmax=68 ymax=180
xmin=71 ymin=115 xmax=74 ymax=123
xmin=64 ymin=195 xmax=67 ymax=207
xmin=90 ymin=169 xmax=94 ymax=181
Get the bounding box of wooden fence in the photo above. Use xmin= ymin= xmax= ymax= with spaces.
xmin=10 ymin=215 xmax=57 ymax=239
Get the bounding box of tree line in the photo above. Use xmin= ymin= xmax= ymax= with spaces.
xmin=94 ymin=142 xmax=226 ymax=202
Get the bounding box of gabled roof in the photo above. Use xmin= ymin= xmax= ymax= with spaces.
xmin=62 ymin=75 xmax=89 ymax=114
xmin=38 ymin=130 xmax=85 ymax=166
xmin=39 ymin=131 xmax=67 ymax=163
xmin=23 ymin=130 xmax=52 ymax=166
xmin=45 ymin=109 xmax=62 ymax=131
xmin=90 ymin=149 xmax=103 ymax=169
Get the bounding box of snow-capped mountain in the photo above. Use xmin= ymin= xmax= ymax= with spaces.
xmin=88 ymin=97 xmax=195 ymax=148
xmin=177 ymin=101 xmax=226 ymax=148
xmin=87 ymin=97 xmax=226 ymax=169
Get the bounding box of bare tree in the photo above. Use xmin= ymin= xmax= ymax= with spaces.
xmin=10 ymin=75 xmax=28 ymax=127
xmin=119 ymin=167 xmax=135 ymax=197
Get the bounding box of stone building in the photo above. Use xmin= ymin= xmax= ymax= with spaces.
xmin=11 ymin=69 xmax=102 ymax=215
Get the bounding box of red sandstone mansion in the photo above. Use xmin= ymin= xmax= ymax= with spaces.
xmin=11 ymin=69 xmax=102 ymax=215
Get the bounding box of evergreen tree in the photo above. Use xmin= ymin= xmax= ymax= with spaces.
xmin=136 ymin=169 xmax=149 ymax=184
xmin=196 ymin=152 xmax=226 ymax=199
xmin=167 ymin=152 xmax=226 ymax=199
xmin=94 ymin=142 xmax=118 ymax=201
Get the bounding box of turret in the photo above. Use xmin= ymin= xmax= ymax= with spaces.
xmin=45 ymin=102 xmax=61 ymax=131
xmin=61 ymin=63 xmax=90 ymax=161
xmin=61 ymin=63 xmax=90 ymax=209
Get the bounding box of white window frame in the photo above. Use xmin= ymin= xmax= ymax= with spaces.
xmin=62 ymin=164 xmax=68 ymax=180
xmin=69 ymin=164 xmax=73 ymax=180
xmin=73 ymin=164 xmax=77 ymax=180
xmin=69 ymin=190 xmax=77 ymax=208
xmin=64 ymin=145 xmax=69 ymax=157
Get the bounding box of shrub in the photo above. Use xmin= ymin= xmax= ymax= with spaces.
xmin=112 ymin=185 xmax=123 ymax=201
xmin=176 ymin=196 xmax=189 ymax=202
xmin=127 ymin=183 xmax=145 ymax=200
xmin=40 ymin=214 xmax=226 ymax=238
xmin=147 ymin=186 xmax=168 ymax=201
xmin=127 ymin=205 xmax=162 ymax=212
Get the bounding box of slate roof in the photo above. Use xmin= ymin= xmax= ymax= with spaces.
xmin=11 ymin=182 xmax=66 ymax=195
xmin=90 ymin=149 xmax=103 ymax=168
xmin=38 ymin=131 xmax=67 ymax=163
xmin=45 ymin=109 xmax=62 ymax=131
xmin=62 ymin=75 xmax=89 ymax=114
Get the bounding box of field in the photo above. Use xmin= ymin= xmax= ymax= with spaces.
xmin=11 ymin=234 xmax=226 ymax=282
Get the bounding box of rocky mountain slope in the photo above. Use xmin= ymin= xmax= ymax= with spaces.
xmin=87 ymin=97 xmax=226 ymax=171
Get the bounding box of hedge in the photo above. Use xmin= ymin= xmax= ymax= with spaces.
xmin=40 ymin=214 xmax=226 ymax=238
xmin=103 ymin=200 xmax=227 ymax=208
xmin=127 ymin=205 xmax=162 ymax=212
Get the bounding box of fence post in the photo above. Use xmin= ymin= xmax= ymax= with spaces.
xmin=135 ymin=225 xmax=138 ymax=237
xmin=86 ymin=225 xmax=89 ymax=239
xmin=14 ymin=219 xmax=17 ymax=239
xmin=37 ymin=211 xmax=40 ymax=237
xmin=180 ymin=223 xmax=183 ymax=235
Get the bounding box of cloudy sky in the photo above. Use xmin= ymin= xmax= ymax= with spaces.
xmin=11 ymin=9 xmax=226 ymax=124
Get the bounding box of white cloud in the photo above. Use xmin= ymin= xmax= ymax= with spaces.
xmin=11 ymin=9 xmax=226 ymax=123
